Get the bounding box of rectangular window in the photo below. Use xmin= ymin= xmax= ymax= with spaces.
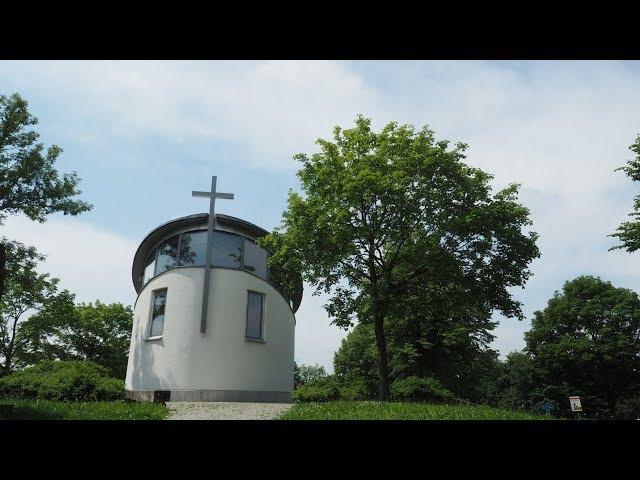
xmin=178 ymin=231 xmax=207 ymax=266
xmin=242 ymin=239 xmax=268 ymax=280
xmin=245 ymin=291 xmax=264 ymax=340
xmin=155 ymin=237 xmax=179 ymax=275
xmin=149 ymin=288 xmax=167 ymax=337
xmin=212 ymin=231 xmax=242 ymax=269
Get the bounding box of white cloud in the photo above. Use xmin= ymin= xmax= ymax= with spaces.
xmin=2 ymin=215 xmax=138 ymax=306
xmin=0 ymin=61 xmax=383 ymax=170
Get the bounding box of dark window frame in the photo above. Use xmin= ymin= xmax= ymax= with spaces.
xmin=245 ymin=290 xmax=265 ymax=341
xmin=147 ymin=287 xmax=168 ymax=339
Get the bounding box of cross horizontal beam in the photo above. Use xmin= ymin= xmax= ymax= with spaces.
xmin=192 ymin=191 xmax=235 ymax=200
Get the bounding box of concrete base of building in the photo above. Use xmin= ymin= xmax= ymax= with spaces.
xmin=125 ymin=389 xmax=292 ymax=403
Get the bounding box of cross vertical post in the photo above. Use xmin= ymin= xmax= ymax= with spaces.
xmin=192 ymin=176 xmax=234 ymax=334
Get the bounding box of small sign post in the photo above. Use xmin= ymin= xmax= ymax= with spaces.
xmin=569 ymin=396 xmax=582 ymax=419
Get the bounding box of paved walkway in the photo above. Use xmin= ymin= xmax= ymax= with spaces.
xmin=166 ymin=401 xmax=292 ymax=420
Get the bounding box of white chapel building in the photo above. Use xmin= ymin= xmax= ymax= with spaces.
xmin=124 ymin=200 xmax=302 ymax=402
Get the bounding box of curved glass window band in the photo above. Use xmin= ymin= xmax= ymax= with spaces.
xmin=142 ymin=229 xmax=284 ymax=299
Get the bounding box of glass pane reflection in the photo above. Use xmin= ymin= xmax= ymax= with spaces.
xmin=246 ymin=291 xmax=263 ymax=339
xmin=178 ymin=231 xmax=207 ymax=266
xmin=150 ymin=289 xmax=167 ymax=337
xmin=155 ymin=237 xmax=179 ymax=275
xmin=212 ymin=231 xmax=242 ymax=268
xmin=243 ymin=240 xmax=268 ymax=279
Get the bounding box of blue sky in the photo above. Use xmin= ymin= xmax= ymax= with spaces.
xmin=1 ymin=60 xmax=639 ymax=371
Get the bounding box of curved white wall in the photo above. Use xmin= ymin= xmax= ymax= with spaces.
xmin=125 ymin=267 xmax=295 ymax=399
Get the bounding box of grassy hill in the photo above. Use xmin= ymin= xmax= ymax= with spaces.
xmin=279 ymin=401 xmax=553 ymax=420
xmin=0 ymin=399 xmax=168 ymax=420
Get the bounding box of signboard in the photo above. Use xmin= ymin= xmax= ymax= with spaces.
xmin=569 ymin=396 xmax=582 ymax=412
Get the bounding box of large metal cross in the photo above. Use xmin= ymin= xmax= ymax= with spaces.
xmin=192 ymin=176 xmax=234 ymax=334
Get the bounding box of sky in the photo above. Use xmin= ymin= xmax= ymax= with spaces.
xmin=1 ymin=60 xmax=640 ymax=372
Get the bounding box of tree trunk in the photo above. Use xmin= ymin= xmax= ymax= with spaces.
xmin=2 ymin=353 xmax=11 ymax=376
xmin=367 ymin=233 xmax=390 ymax=400
xmin=373 ymin=303 xmax=391 ymax=400
xmin=0 ymin=242 xmax=6 ymax=304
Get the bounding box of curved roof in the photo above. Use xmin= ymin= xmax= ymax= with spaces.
xmin=131 ymin=213 xmax=303 ymax=312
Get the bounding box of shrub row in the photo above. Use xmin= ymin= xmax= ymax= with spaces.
xmin=292 ymin=375 xmax=455 ymax=403
xmin=0 ymin=360 xmax=124 ymax=401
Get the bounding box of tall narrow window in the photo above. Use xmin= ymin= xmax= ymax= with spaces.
xmin=149 ymin=288 xmax=167 ymax=337
xmin=242 ymin=240 xmax=268 ymax=280
xmin=246 ymin=291 xmax=264 ymax=340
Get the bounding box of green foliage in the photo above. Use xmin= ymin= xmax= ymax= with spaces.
xmin=279 ymin=401 xmax=553 ymax=420
xmin=0 ymin=360 xmax=124 ymax=401
xmin=0 ymin=399 xmax=167 ymax=420
xmin=525 ymin=275 xmax=640 ymax=418
xmin=18 ymin=294 xmax=133 ymax=378
xmin=338 ymin=378 xmax=377 ymax=401
xmin=0 ymin=239 xmax=59 ymax=375
xmin=264 ymin=116 xmax=539 ymax=399
xmin=610 ymin=134 xmax=640 ymax=252
xmin=616 ymin=398 xmax=640 ymax=420
xmin=0 ymin=93 xmax=91 ymax=226
xmin=333 ymin=322 xmax=501 ymax=404
xmin=293 ymin=362 xmax=327 ymax=389
xmin=390 ymin=376 xmax=454 ymax=403
xmin=257 ymin=230 xmax=303 ymax=308
xmin=0 ymin=92 xmax=91 ymax=372
xmin=334 ymin=323 xmax=379 ymax=385
xmin=487 ymin=351 xmax=555 ymax=414
xmin=292 ymin=376 xmax=341 ymax=402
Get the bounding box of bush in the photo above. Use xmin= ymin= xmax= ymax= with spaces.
xmin=0 ymin=360 xmax=124 ymax=401
xmin=390 ymin=376 xmax=455 ymax=403
xmin=292 ymin=376 xmax=341 ymax=402
xmin=615 ymin=398 xmax=640 ymax=420
xmin=339 ymin=377 xmax=377 ymax=401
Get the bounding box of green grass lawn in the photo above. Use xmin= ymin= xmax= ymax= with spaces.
xmin=279 ymin=401 xmax=554 ymax=420
xmin=0 ymin=399 xmax=169 ymax=420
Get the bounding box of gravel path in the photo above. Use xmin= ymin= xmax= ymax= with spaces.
xmin=166 ymin=401 xmax=292 ymax=420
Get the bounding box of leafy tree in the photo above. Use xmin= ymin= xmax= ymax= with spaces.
xmin=333 ymin=323 xmax=379 ymax=390
xmin=610 ymin=135 xmax=640 ymax=252
xmin=294 ymin=362 xmax=328 ymax=389
xmin=333 ymin=319 xmax=501 ymax=404
xmin=487 ymin=351 xmax=551 ymax=413
xmin=525 ymin=276 xmax=640 ymax=418
xmin=0 ymin=92 xmax=92 ymax=301
xmin=382 ymin=275 xmax=503 ymax=403
xmin=18 ymin=295 xmax=133 ymax=379
xmin=262 ymin=116 xmax=539 ymax=399
xmin=0 ymin=240 xmax=59 ymax=375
